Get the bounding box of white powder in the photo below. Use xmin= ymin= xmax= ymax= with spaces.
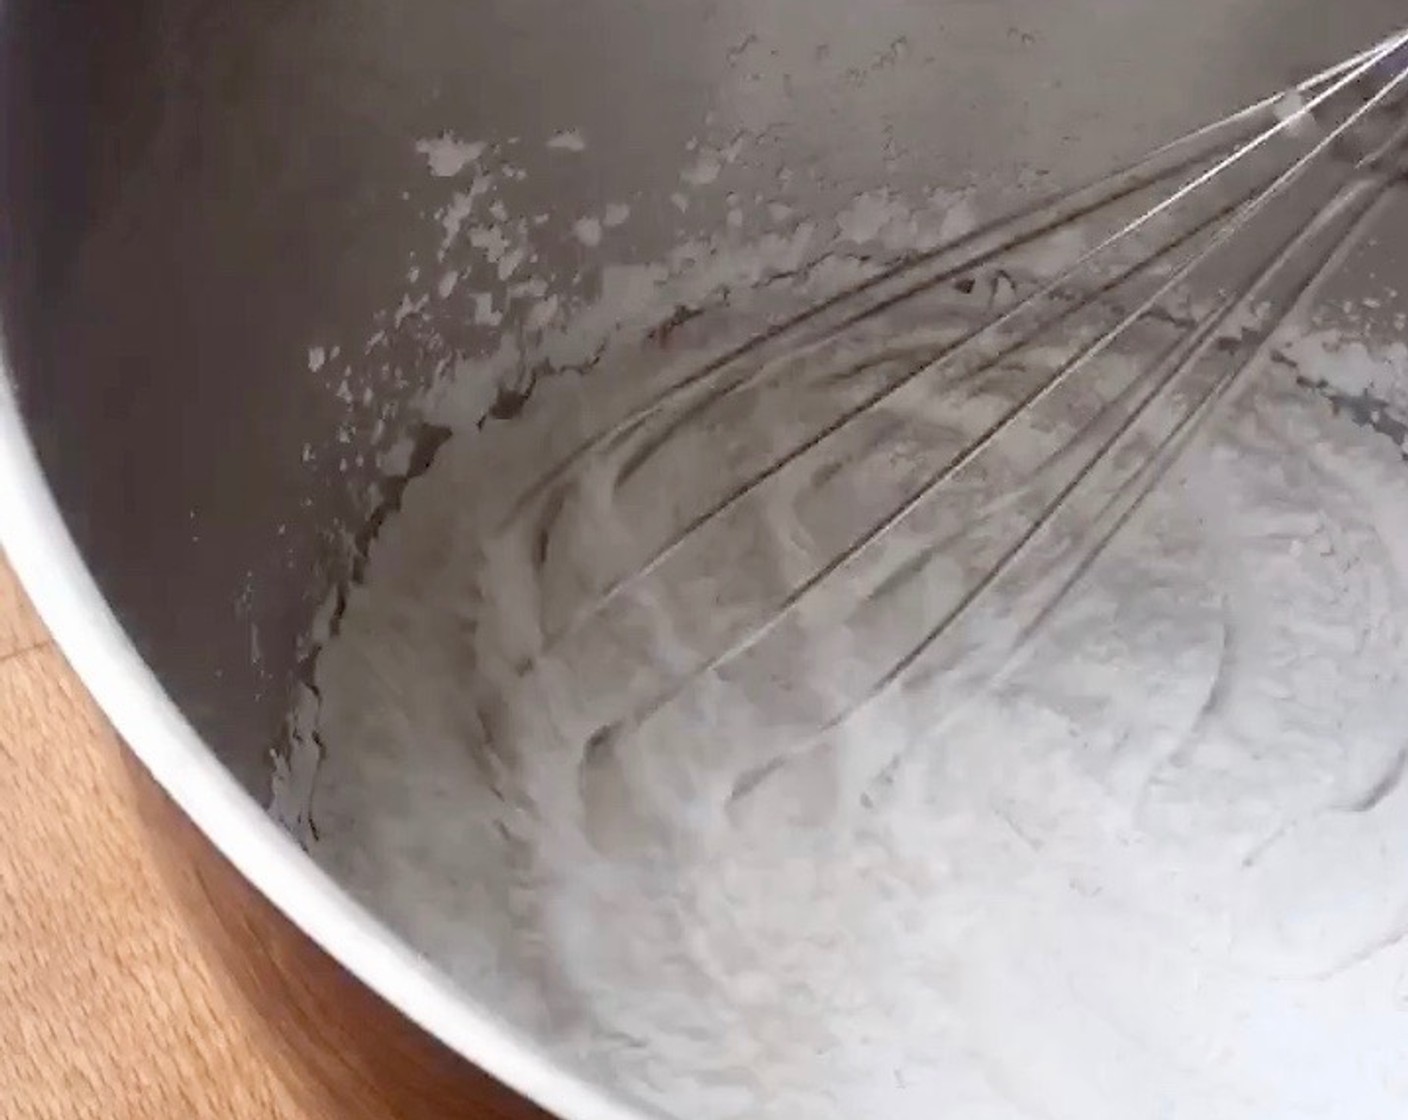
xmin=307 ymin=244 xmax=1408 ymax=1115
xmin=574 ymin=217 xmax=604 ymax=248
xmin=548 ymin=129 xmax=590 ymax=153
xmin=416 ymin=134 xmax=488 ymax=178
xmin=471 ymin=292 xmax=503 ymax=328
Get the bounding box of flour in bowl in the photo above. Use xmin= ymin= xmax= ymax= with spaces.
xmin=304 ymin=259 xmax=1408 ymax=1119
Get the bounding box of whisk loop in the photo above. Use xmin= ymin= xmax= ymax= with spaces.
xmin=503 ymin=29 xmax=1408 ymax=793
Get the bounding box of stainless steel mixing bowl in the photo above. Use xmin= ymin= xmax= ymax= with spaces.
xmin=1 ymin=2 xmax=1405 ymax=1117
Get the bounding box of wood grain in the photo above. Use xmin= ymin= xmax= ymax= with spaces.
xmin=0 ymin=553 xmax=554 ymax=1120
xmin=0 ymin=554 xmax=303 ymax=1120
xmin=127 ymin=758 xmax=551 ymax=1120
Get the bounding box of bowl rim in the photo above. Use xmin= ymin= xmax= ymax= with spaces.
xmin=0 ymin=371 xmax=653 ymax=1120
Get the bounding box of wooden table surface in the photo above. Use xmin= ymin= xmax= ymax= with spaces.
xmin=0 ymin=553 xmax=303 ymax=1119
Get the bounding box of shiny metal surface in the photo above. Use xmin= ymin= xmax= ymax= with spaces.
xmin=2 ymin=0 xmax=1403 ymax=796
xmin=0 ymin=1 xmax=1406 ymax=1115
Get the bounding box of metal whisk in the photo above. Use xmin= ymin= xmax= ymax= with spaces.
xmin=493 ymin=27 xmax=1408 ymax=808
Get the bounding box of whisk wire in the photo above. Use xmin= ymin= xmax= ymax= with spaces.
xmin=575 ymin=197 xmax=1264 ymax=749
xmin=528 ymin=34 xmax=1408 ymax=662
xmin=800 ymin=95 xmax=1408 ymax=757
xmin=784 ymin=177 xmax=1402 ymax=810
xmin=573 ymin=44 xmax=1408 ymax=774
xmin=549 ymin=186 xmax=1251 ymax=652
xmin=1015 ymin=145 xmax=1408 ymax=658
xmin=557 ymin=47 xmax=1404 ymax=664
xmin=498 ymin=34 xmax=1405 ymax=537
